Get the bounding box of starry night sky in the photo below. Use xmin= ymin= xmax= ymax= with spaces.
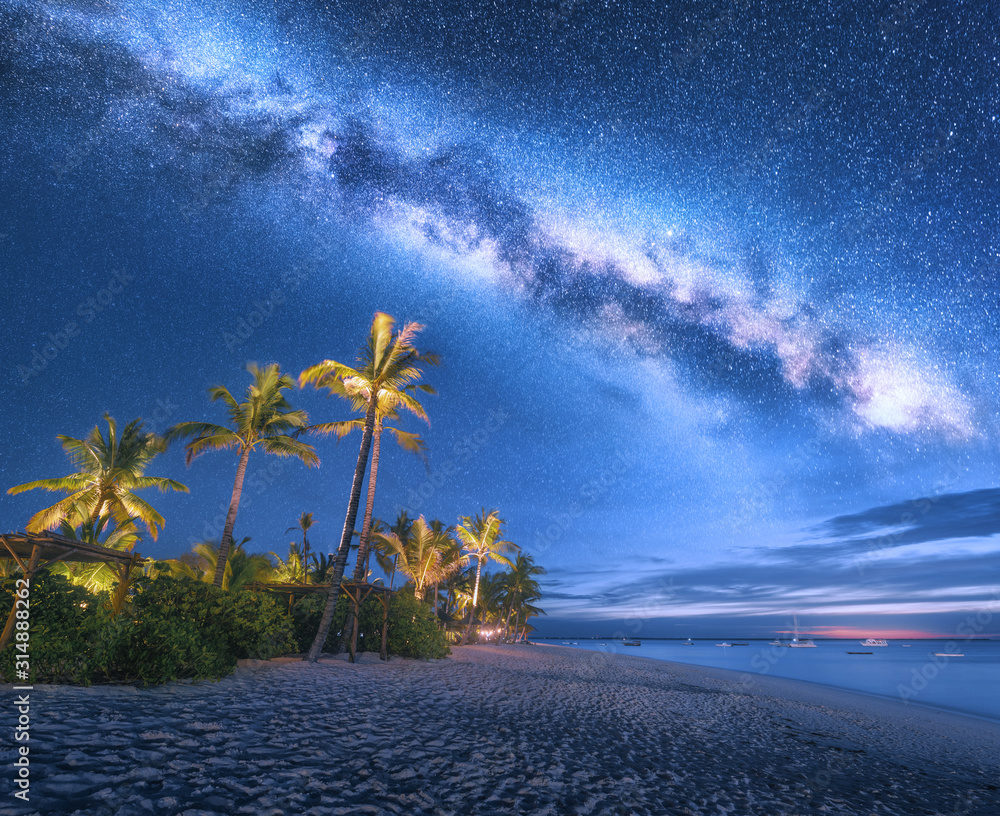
xmin=2 ymin=0 xmax=999 ymax=638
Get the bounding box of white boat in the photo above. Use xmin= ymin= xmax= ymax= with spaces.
xmin=682 ymin=638 xmax=694 ymax=645
xmin=769 ymin=639 xmax=787 ymax=646
xmin=789 ymin=614 xmax=817 ymax=648
xmin=715 ymin=642 xmax=732 ymax=647
xmin=622 ymin=639 xmax=641 ymax=647
xmin=860 ymin=638 xmax=888 ymax=647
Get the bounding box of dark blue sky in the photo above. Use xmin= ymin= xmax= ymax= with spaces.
xmin=2 ymin=0 xmax=999 ymax=637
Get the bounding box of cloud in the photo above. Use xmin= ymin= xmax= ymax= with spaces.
xmin=814 ymin=488 xmax=1000 ymax=548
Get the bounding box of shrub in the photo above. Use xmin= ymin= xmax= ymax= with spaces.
xmin=0 ymin=572 xmax=96 ymax=683
xmin=0 ymin=573 xmax=295 ymax=686
xmin=292 ymin=586 xmax=450 ymax=659
xmin=387 ymin=588 xmax=451 ymax=659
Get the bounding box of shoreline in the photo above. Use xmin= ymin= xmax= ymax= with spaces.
xmin=539 ymin=640 xmax=1000 ymax=728
xmin=5 ymin=644 xmax=999 ymax=815
xmin=538 ymin=638 xmax=1000 ymax=727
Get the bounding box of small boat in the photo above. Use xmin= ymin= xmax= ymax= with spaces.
xmin=860 ymin=638 xmax=888 ymax=647
xmin=769 ymin=639 xmax=787 ymax=646
xmin=732 ymin=642 xmax=749 ymax=646
xmin=682 ymin=638 xmax=694 ymax=645
xmin=933 ymin=653 xmax=964 ymax=657
xmin=715 ymin=642 xmax=732 ymax=647
xmin=788 ymin=614 xmax=817 ymax=647
xmin=846 ymin=651 xmax=873 ymax=654
xmin=622 ymin=639 xmax=641 ymax=647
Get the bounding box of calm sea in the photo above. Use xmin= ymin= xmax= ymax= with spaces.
xmin=545 ymin=639 xmax=1000 ymax=722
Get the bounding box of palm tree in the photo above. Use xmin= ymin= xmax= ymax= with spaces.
xmin=168 ymin=537 xmax=273 ymax=591
xmin=8 ymin=414 xmax=188 ymax=539
xmin=51 ymin=504 xmax=141 ymax=593
xmin=429 ymin=520 xmax=462 ymax=615
xmin=165 ymin=363 xmax=319 ymax=587
xmin=455 ymin=509 xmax=518 ymax=645
xmin=371 ymin=511 xmax=413 ymax=590
xmin=503 ymin=553 xmax=546 ymax=642
xmin=304 ymin=402 xmax=429 ymax=582
xmin=285 ymin=512 xmax=316 ymax=583
xmin=299 ymin=312 xmax=438 ymax=662
xmin=309 ymin=552 xmax=336 ymax=584
xmin=270 ymin=541 xmax=304 ymax=583
xmin=373 ymin=515 xmax=457 ymax=601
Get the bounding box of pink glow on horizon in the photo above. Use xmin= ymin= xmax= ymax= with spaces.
xmin=791 ymin=625 xmax=970 ymax=640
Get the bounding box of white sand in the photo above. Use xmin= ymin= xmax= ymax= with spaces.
xmin=3 ymin=644 xmax=998 ymax=815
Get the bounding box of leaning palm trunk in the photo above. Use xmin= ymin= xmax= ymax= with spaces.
xmin=340 ymin=418 xmax=383 ymax=653
xmin=306 ymin=395 xmax=377 ymax=662
xmin=214 ymin=447 xmax=250 ymax=588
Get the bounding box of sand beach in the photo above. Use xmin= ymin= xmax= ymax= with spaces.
xmin=3 ymin=644 xmax=998 ymax=815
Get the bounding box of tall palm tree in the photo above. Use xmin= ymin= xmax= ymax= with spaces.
xmin=285 ymin=512 xmax=316 ymax=583
xmin=455 ymin=509 xmax=518 ymax=645
xmin=299 ymin=312 xmax=438 ymax=662
xmin=373 ymin=515 xmax=457 ymax=601
xmin=165 ymin=363 xmax=318 ymax=587
xmin=8 ymin=414 xmax=188 ymax=539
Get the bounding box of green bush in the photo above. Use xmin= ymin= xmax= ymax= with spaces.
xmin=386 ymin=589 xmax=451 ymax=659
xmin=0 ymin=573 xmax=294 ymax=686
xmin=0 ymin=572 xmax=97 ymax=683
xmin=292 ymin=585 xmax=450 ymax=659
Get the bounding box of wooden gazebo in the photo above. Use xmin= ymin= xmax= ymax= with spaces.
xmin=0 ymin=531 xmax=143 ymax=651
xmin=248 ymin=580 xmax=396 ymax=663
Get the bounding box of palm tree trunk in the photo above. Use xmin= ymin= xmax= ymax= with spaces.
xmin=301 ymin=535 xmax=310 ymax=584
xmin=340 ymin=419 xmax=383 ymax=653
xmin=213 ymin=446 xmax=250 ymax=588
xmin=306 ymin=394 xmax=378 ymax=663
xmin=460 ymin=558 xmax=483 ymax=646
xmin=353 ymin=418 xmax=382 ymax=582
xmin=389 ymin=554 xmax=397 ymax=590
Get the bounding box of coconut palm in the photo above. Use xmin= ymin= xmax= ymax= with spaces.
xmin=168 ymin=537 xmax=272 ymax=591
xmin=371 ymin=511 xmax=413 ymax=590
xmin=270 ymin=541 xmax=305 ymax=583
xmin=165 ymin=363 xmax=318 ymax=588
xmin=285 ymin=512 xmax=316 ymax=583
xmin=304 ymin=402 xmax=429 ymax=581
xmin=50 ymin=504 xmax=141 ymax=593
xmin=503 ymin=553 xmax=546 ymax=641
xmin=455 ymin=509 xmax=518 ymax=645
xmin=310 ymin=552 xmax=336 ymax=584
xmin=373 ymin=515 xmax=457 ymax=601
xmin=299 ymin=312 xmax=438 ymax=662
xmin=8 ymin=414 xmax=188 ymax=539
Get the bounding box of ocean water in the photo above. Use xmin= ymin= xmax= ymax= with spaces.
xmin=546 ymin=639 xmax=1000 ymax=722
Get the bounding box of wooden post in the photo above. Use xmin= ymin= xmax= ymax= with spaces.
xmin=0 ymin=545 xmax=41 ymax=652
